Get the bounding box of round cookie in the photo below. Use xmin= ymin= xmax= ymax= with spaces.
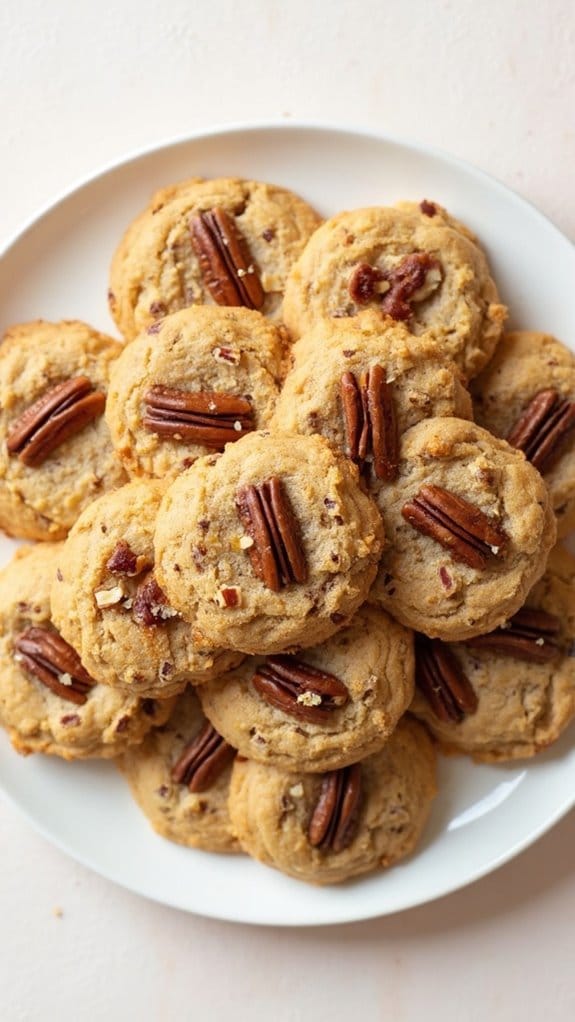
xmin=154 ymin=432 xmax=385 ymax=655
xmin=0 ymin=544 xmax=172 ymax=759
xmin=228 ymin=716 xmax=437 ymax=885
xmin=411 ymin=544 xmax=575 ymax=761
xmin=472 ymin=331 xmax=575 ymax=537
xmin=0 ymin=320 xmax=126 ymax=541
xmin=282 ymin=203 xmax=506 ymax=380
xmin=272 ymin=312 xmax=472 ymax=482
xmin=108 ymin=176 xmax=322 ymax=340
xmin=51 ymin=480 xmax=243 ymax=699
xmin=198 ymin=604 xmax=414 ymax=773
xmin=371 ymin=417 xmax=556 ymax=640
xmin=106 ymin=306 xmax=284 ymax=480
xmin=120 ymin=687 xmax=239 ymax=853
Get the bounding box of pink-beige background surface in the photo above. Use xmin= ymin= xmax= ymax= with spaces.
xmin=1 ymin=1 xmax=574 ymax=1019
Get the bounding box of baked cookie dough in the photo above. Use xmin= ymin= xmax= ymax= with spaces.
xmin=198 ymin=604 xmax=414 ymax=773
xmin=371 ymin=417 xmax=556 ymax=640
xmin=106 ymin=306 xmax=284 ymax=480
xmin=154 ymin=432 xmax=385 ymax=655
xmin=228 ymin=716 xmax=437 ymax=885
xmin=472 ymin=331 xmax=575 ymax=537
xmin=411 ymin=544 xmax=575 ymax=761
xmin=282 ymin=202 xmax=506 ymax=380
xmin=0 ymin=544 xmax=171 ymax=759
xmin=273 ymin=312 xmax=472 ymax=483
xmin=120 ymin=687 xmax=239 ymax=853
xmin=108 ymin=176 xmax=322 ymax=339
xmin=0 ymin=320 xmax=126 ymax=541
xmin=51 ymin=480 xmax=243 ymax=699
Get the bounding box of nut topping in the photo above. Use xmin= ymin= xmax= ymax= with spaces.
xmin=14 ymin=626 xmax=96 ymax=705
xmin=171 ymin=721 xmax=235 ymax=792
xmin=415 ymin=635 xmax=478 ymax=723
xmin=6 ymin=376 xmax=106 ymax=467
xmin=308 ymin=763 xmax=362 ymax=852
xmin=464 ymin=607 xmax=561 ymax=663
xmin=235 ymin=476 xmax=308 ymax=591
xmin=348 ymin=252 xmax=443 ymax=322
xmin=252 ymin=656 xmax=349 ymax=724
xmin=106 ymin=540 xmax=150 ymax=577
xmin=190 ymin=206 xmax=264 ymax=309
xmin=507 ymin=389 xmax=575 ymax=474
xmin=340 ymin=365 xmax=398 ymax=481
xmin=143 ymin=386 xmax=254 ymax=449
xmin=402 ymin=484 xmax=508 ymax=570
xmin=132 ymin=574 xmax=179 ymax=626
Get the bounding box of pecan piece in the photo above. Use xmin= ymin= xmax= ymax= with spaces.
xmin=402 ymin=484 xmax=508 ymax=570
xmin=14 ymin=626 xmax=96 ymax=705
xmin=507 ymin=389 xmax=575 ymax=474
xmin=190 ymin=206 xmax=264 ymax=309
xmin=253 ymin=656 xmax=349 ymax=724
xmin=340 ymin=365 xmax=398 ymax=480
xmin=308 ymin=763 xmax=362 ymax=852
xmin=381 ymin=253 xmax=443 ymax=321
xmin=106 ymin=540 xmax=150 ymax=577
xmin=171 ymin=721 xmax=235 ymax=792
xmin=235 ymin=477 xmax=308 ymax=591
xmin=132 ymin=574 xmax=179 ymax=626
xmin=464 ymin=607 xmax=561 ymax=663
xmin=415 ymin=635 xmax=477 ymax=723
xmin=6 ymin=376 xmax=106 ymax=467
xmin=143 ymin=385 xmax=253 ymax=448
xmin=348 ymin=263 xmax=388 ymax=304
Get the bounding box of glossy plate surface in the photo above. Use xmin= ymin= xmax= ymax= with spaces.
xmin=0 ymin=124 xmax=574 ymax=925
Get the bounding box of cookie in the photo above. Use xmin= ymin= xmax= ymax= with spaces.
xmin=0 ymin=320 xmax=126 ymax=541
xmin=108 ymin=176 xmax=322 ymax=340
xmin=154 ymin=431 xmax=385 ymax=655
xmin=198 ymin=604 xmax=414 ymax=773
xmin=51 ymin=480 xmax=243 ymax=699
xmin=370 ymin=417 xmax=556 ymax=640
xmin=0 ymin=544 xmax=171 ymax=759
xmin=272 ymin=312 xmax=472 ymax=483
xmin=228 ymin=716 xmax=437 ymax=885
xmin=106 ymin=306 xmax=284 ymax=480
xmin=472 ymin=331 xmax=575 ymax=537
xmin=282 ymin=202 xmax=506 ymax=380
xmin=120 ymin=687 xmax=239 ymax=853
xmin=411 ymin=544 xmax=575 ymax=761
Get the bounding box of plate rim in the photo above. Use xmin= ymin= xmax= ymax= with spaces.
xmin=1 ymin=120 xmax=574 ymax=926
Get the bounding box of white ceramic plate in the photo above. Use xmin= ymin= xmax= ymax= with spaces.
xmin=0 ymin=124 xmax=574 ymax=927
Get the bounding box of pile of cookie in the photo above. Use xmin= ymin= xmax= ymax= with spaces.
xmin=1 ymin=175 xmax=574 ymax=886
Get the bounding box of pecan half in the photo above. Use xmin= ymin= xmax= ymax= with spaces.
xmin=171 ymin=721 xmax=235 ymax=792
xmin=252 ymin=656 xmax=349 ymax=724
xmin=132 ymin=574 xmax=179 ymax=626
xmin=402 ymin=484 xmax=508 ymax=570
xmin=14 ymin=626 xmax=96 ymax=705
xmin=6 ymin=377 xmax=106 ymax=467
xmin=308 ymin=763 xmax=362 ymax=852
xmin=464 ymin=607 xmax=561 ymax=663
xmin=415 ymin=635 xmax=477 ymax=723
xmin=143 ymin=385 xmax=253 ymax=448
xmin=235 ymin=477 xmax=308 ymax=591
xmin=340 ymin=365 xmax=398 ymax=480
xmin=507 ymin=389 xmax=575 ymax=474
xmin=190 ymin=206 xmax=264 ymax=309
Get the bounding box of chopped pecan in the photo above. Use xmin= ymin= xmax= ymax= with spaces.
xmin=132 ymin=574 xmax=179 ymax=626
xmin=401 ymin=484 xmax=508 ymax=570
xmin=106 ymin=540 xmax=150 ymax=577
xmin=415 ymin=634 xmax=477 ymax=723
xmin=340 ymin=365 xmax=398 ymax=480
xmin=507 ymin=389 xmax=575 ymax=474
xmin=252 ymin=655 xmax=348 ymax=724
xmin=171 ymin=721 xmax=235 ymax=792
xmin=464 ymin=607 xmax=561 ymax=663
xmin=6 ymin=376 xmax=106 ymax=467
xmin=308 ymin=763 xmax=362 ymax=852
xmin=348 ymin=263 xmax=388 ymax=304
xmin=381 ymin=252 xmax=443 ymax=321
xmin=143 ymin=385 xmax=253 ymax=448
xmin=190 ymin=206 xmax=264 ymax=309
xmin=419 ymin=199 xmax=437 ymax=217
xmin=14 ymin=626 xmax=96 ymax=705
xmin=235 ymin=477 xmax=308 ymax=591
